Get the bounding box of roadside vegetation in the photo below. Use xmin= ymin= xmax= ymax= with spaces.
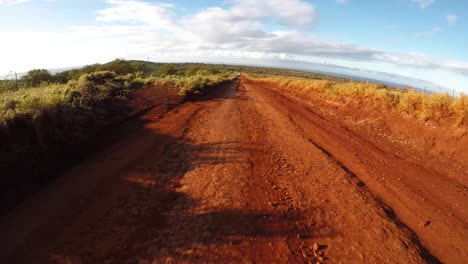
xmin=0 ymin=59 xmax=238 ymax=212
xmin=244 ymin=74 xmax=467 ymax=126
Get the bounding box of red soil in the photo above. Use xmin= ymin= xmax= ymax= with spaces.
xmin=0 ymin=76 xmax=465 ymax=263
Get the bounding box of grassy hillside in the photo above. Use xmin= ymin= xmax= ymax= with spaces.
xmin=1 ymin=60 xmax=341 ymax=93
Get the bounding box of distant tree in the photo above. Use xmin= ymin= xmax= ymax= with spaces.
xmin=22 ymin=69 xmax=52 ymax=87
xmin=185 ymin=65 xmax=203 ymax=76
xmin=97 ymin=59 xmax=133 ymax=75
xmin=0 ymin=80 xmax=18 ymax=92
xmin=157 ymin=64 xmax=178 ymax=76
xmin=129 ymin=61 xmax=153 ymax=75
xmin=54 ymin=71 xmax=72 ymax=84
xmin=53 ymin=64 xmax=102 ymax=83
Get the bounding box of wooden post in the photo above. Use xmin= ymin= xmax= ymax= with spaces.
xmin=15 ymin=72 xmax=18 ymax=90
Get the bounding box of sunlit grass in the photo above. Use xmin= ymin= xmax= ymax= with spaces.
xmin=145 ymin=72 xmax=239 ymax=96
xmin=245 ymin=74 xmax=467 ymax=126
xmin=0 ymin=71 xmax=239 ymax=125
xmin=0 ymin=84 xmax=70 ymax=124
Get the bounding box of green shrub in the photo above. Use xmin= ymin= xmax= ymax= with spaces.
xmin=157 ymin=64 xmax=178 ymax=76
xmin=21 ymin=69 xmax=53 ymax=87
xmin=126 ymin=79 xmax=146 ymax=90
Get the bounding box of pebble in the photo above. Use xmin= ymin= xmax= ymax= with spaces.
xmin=312 ymin=243 xmax=319 ymax=251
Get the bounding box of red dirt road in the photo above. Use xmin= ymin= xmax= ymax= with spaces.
xmin=0 ymin=77 xmax=465 ymax=263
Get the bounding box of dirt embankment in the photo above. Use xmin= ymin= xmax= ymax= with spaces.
xmin=245 ymin=75 xmax=467 ymax=263
xmin=0 ymin=77 xmax=465 ymax=263
xmin=0 ymin=84 xmax=181 ymax=215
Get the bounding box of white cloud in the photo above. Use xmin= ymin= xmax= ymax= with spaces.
xmin=0 ymin=0 xmax=30 ymax=5
xmin=80 ymin=0 xmax=468 ymax=77
xmin=185 ymin=0 xmax=317 ymax=33
xmin=336 ymin=0 xmax=350 ymax=4
xmin=446 ymin=15 xmax=457 ymax=25
xmin=234 ymin=0 xmax=317 ymax=28
xmin=415 ymin=26 xmax=441 ymax=37
xmin=412 ymin=0 xmax=435 ymax=9
xmin=97 ymin=0 xmax=176 ymax=30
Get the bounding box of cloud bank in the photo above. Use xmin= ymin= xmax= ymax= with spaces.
xmin=412 ymin=0 xmax=435 ymax=9
xmin=446 ymin=14 xmax=457 ymax=25
xmin=1 ymin=0 xmax=467 ymax=91
xmin=81 ymin=0 xmax=467 ymax=76
xmin=0 ymin=0 xmax=30 ymax=5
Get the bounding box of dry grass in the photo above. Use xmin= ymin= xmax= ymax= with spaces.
xmin=0 ymin=72 xmax=239 ymax=125
xmin=245 ymin=74 xmax=467 ymax=126
xmin=145 ymin=72 xmax=239 ymax=96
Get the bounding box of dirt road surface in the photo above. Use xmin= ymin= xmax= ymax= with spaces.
xmin=0 ymin=77 xmax=465 ymax=263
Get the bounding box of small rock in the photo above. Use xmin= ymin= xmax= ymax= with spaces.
xmin=312 ymin=243 xmax=319 ymax=251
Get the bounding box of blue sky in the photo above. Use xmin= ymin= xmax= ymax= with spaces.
xmin=1 ymin=0 xmax=467 ymax=93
